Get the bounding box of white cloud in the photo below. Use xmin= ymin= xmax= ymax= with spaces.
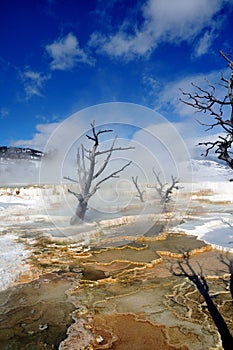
xmin=142 ymin=0 xmax=221 ymax=40
xmin=10 ymin=101 xmax=229 ymax=186
xmin=144 ymin=68 xmax=230 ymax=118
xmin=12 ymin=122 xmax=59 ymax=150
xmin=193 ymin=14 xmax=223 ymax=58
xmin=0 ymin=107 xmax=9 ymax=119
xmin=142 ymin=65 xmax=233 ymax=159
xmin=129 ymin=122 xmax=192 ymax=182
xmin=19 ymin=68 xmax=51 ymax=100
xmin=89 ymin=0 xmax=230 ymax=59
xmin=193 ymin=31 xmax=215 ymax=57
xmin=46 ymin=33 xmax=94 ymax=70
xmin=89 ymin=28 xmax=154 ymax=59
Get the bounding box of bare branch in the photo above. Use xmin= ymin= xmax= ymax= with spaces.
xmin=152 ymin=170 xmax=167 ymax=198
xmin=219 ymin=50 xmax=233 ymax=69
xmin=64 ymin=176 xmax=79 ymax=184
xmin=152 ymin=170 xmax=179 ymax=204
xmin=92 ymin=136 xmax=117 ymax=180
xmin=68 ymin=189 xmax=82 ymax=200
xmin=132 ymin=176 xmax=145 ymax=202
xmin=152 ymin=169 xmax=166 ymax=190
xmin=95 ymin=146 xmax=135 ymax=156
xmin=199 ymin=135 xmax=233 ymax=169
xmin=90 ymin=161 xmax=132 ymax=196
xmin=180 ymin=50 xmax=233 ymax=172
xmin=96 ymin=129 xmax=113 ymax=136
xmin=86 ymin=121 xmax=113 ymax=146
xmin=164 ymin=176 xmax=179 ymax=199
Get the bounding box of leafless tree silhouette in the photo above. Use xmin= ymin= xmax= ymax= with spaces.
xmin=219 ymin=254 xmax=233 ymax=300
xmin=132 ymin=176 xmax=145 ymax=202
xmin=172 ymin=255 xmax=233 ymax=350
xmin=151 ymin=170 xmax=179 ymax=205
xmin=180 ymin=50 xmax=233 ymax=171
xmin=65 ymin=122 xmax=134 ymax=224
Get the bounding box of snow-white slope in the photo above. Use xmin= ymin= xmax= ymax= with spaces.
xmin=191 ymin=159 xmax=233 ymax=182
xmin=175 ymin=214 xmax=233 ymax=252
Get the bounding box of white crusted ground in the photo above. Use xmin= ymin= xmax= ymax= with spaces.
xmin=0 ymin=179 xmax=233 ymax=290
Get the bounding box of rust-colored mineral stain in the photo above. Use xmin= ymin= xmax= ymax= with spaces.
xmin=93 ymin=313 xmax=189 ymax=350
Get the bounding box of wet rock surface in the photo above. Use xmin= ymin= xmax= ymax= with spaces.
xmin=0 ymin=273 xmax=76 ymax=350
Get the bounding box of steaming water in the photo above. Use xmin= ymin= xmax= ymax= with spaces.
xmin=0 ymin=181 xmax=233 ymax=290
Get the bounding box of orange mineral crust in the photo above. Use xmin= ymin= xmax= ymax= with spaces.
xmin=92 ymin=313 xmax=189 ymax=350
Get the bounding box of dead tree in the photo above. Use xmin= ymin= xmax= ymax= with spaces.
xmin=180 ymin=50 xmax=233 ymax=171
xmin=219 ymin=254 xmax=233 ymax=300
xmin=132 ymin=176 xmax=145 ymax=202
xmin=172 ymin=256 xmax=233 ymax=350
xmin=151 ymin=170 xmax=179 ymax=204
xmin=65 ymin=122 xmax=134 ymax=224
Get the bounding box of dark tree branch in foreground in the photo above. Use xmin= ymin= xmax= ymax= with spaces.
xmin=65 ymin=121 xmax=134 ymax=224
xmin=172 ymin=256 xmax=233 ymax=350
xmin=219 ymin=254 xmax=233 ymax=300
xmin=132 ymin=176 xmax=145 ymax=202
xmin=151 ymin=170 xmax=179 ymax=204
xmin=180 ymin=50 xmax=233 ymax=171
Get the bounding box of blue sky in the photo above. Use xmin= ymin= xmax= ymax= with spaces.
xmin=1 ymin=0 xmax=233 ymax=155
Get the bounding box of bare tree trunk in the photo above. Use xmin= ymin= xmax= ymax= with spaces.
xmin=70 ymin=198 xmax=88 ymax=225
xmin=65 ymin=122 xmax=134 ymax=224
xmin=151 ymin=170 xmax=179 ymax=207
xmin=172 ymin=258 xmax=233 ymax=350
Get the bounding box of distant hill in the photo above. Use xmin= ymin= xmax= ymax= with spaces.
xmin=191 ymin=159 xmax=233 ymax=181
xmin=0 ymin=146 xmax=44 ymax=161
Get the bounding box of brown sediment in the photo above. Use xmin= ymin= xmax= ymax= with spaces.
xmin=164 ymin=278 xmax=233 ymax=335
xmin=170 ymin=249 xmax=233 ymax=277
xmin=156 ymin=244 xmax=212 ymax=259
xmin=195 ymin=198 xmax=231 ymax=205
xmin=20 ymin=231 xmax=209 ymax=285
xmin=145 ymin=232 xmax=207 ymax=252
xmin=0 ymin=272 xmax=76 ymax=350
xmin=80 ymin=261 xmax=146 ymax=281
xmin=79 ymin=233 xmax=208 ymax=278
xmin=20 ymin=229 xmax=232 ymax=288
xmin=66 ymin=241 xmax=232 ymax=349
xmin=85 ymin=246 xmax=161 ymax=264
xmin=191 ymin=189 xmax=215 ymax=197
xmin=92 ymin=313 xmax=189 ymax=350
